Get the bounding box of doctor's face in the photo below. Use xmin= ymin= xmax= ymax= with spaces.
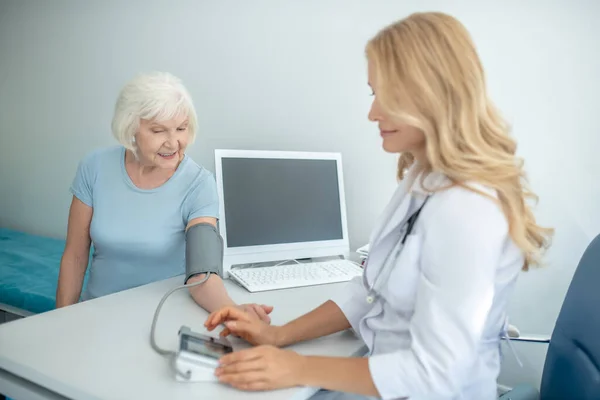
xmin=367 ymin=60 xmax=426 ymax=156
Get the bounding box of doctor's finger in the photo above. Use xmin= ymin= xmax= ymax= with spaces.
xmin=219 ymin=327 xmax=232 ymax=337
xmin=230 ymin=380 xmax=269 ymax=392
xmin=206 ymin=307 xmax=242 ymax=327
xmin=243 ymin=306 xmax=260 ymax=320
xmin=219 ymin=327 xmax=242 ymax=339
xmin=216 ymin=358 xmax=266 ymax=375
xmin=251 ymin=305 xmax=271 ymax=324
xmin=260 ymin=304 xmax=274 ymax=314
xmin=205 ymin=307 xmax=233 ymax=328
xmin=218 ymin=371 xmax=267 ymax=386
xmin=224 ymin=320 xmax=262 ymax=340
xmin=206 ymin=306 xmax=251 ymax=328
xmin=205 ymin=310 xmax=224 ymax=329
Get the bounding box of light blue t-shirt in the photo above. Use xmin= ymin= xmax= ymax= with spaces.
xmin=70 ymin=145 xmax=220 ymax=300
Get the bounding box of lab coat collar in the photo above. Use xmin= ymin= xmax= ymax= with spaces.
xmin=405 ymin=164 xmax=449 ymax=195
xmin=371 ymin=164 xmax=449 ymax=247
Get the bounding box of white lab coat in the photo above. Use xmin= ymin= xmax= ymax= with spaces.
xmin=326 ymin=166 xmax=524 ymax=400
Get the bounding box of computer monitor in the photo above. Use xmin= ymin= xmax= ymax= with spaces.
xmin=214 ymin=149 xmax=350 ymax=277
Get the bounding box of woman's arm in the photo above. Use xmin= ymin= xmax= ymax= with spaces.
xmin=56 ymin=197 xmax=93 ymax=308
xmin=186 ymin=217 xmax=272 ymax=322
xmin=206 ymin=299 xmax=351 ymax=347
xmin=185 ymin=217 xmax=237 ymax=311
xmin=273 ymin=274 xmax=370 ymax=346
xmin=300 ymin=357 xmax=378 ymax=397
xmin=216 ymin=346 xmax=379 ymax=396
xmin=189 ymin=273 xmax=273 ymax=321
xmin=276 ymin=300 xmax=350 ymax=346
xmin=207 ymin=274 xmax=368 ymax=346
xmin=187 ymin=272 xmax=236 ymax=311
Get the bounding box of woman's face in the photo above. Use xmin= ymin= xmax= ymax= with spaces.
xmin=134 ymin=114 xmax=190 ymax=169
xmin=367 ymin=60 xmax=426 ymax=156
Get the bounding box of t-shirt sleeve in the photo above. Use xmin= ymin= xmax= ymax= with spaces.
xmin=69 ymin=152 xmax=97 ymax=207
xmin=184 ymin=172 xmax=220 ymax=223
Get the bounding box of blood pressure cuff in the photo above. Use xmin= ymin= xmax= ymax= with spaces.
xmin=185 ymin=223 xmax=224 ymax=283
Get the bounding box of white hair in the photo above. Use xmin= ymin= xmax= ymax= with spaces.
xmin=111 ymin=71 xmax=198 ymax=155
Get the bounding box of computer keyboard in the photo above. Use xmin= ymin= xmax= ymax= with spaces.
xmin=228 ymin=259 xmax=364 ymax=292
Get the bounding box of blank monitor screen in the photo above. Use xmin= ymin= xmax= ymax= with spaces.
xmin=221 ymin=157 xmax=344 ymax=248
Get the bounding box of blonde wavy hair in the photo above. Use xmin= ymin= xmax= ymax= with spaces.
xmin=366 ymin=12 xmax=553 ymax=269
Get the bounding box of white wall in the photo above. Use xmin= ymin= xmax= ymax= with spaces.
xmin=1 ymin=0 xmax=598 ymax=390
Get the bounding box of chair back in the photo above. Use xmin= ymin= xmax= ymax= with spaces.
xmin=540 ymin=234 xmax=600 ymax=399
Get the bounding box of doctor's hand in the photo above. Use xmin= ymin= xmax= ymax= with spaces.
xmin=237 ymin=303 xmax=274 ymax=325
xmin=215 ymin=345 xmax=304 ymax=391
xmin=205 ymin=306 xmax=281 ymax=346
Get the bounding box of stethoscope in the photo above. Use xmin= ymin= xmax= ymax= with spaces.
xmin=364 ymin=195 xmax=431 ymax=304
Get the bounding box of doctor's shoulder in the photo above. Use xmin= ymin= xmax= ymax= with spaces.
xmin=427 ymin=181 xmax=509 ymax=236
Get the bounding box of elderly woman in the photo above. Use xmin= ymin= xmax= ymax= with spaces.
xmin=56 ymin=71 xmax=272 ymax=322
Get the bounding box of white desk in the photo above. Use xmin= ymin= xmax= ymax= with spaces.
xmin=0 ymin=277 xmax=366 ymax=400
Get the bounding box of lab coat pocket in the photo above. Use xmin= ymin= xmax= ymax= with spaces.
xmin=381 ymin=234 xmax=423 ymax=312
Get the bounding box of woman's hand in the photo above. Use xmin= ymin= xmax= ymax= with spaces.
xmin=237 ymin=303 xmax=274 ymax=324
xmin=205 ymin=306 xmax=281 ymax=346
xmin=215 ymin=345 xmax=305 ymax=391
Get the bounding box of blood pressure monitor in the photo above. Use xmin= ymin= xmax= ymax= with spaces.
xmin=175 ymin=326 xmax=233 ymax=382
xmin=150 ymin=276 xmax=236 ymax=383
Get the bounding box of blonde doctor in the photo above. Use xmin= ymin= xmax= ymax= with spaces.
xmin=204 ymin=12 xmax=553 ymax=400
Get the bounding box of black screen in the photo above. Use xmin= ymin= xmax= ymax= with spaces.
xmin=221 ymin=157 xmax=344 ymax=248
xmin=181 ymin=335 xmax=233 ymax=359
